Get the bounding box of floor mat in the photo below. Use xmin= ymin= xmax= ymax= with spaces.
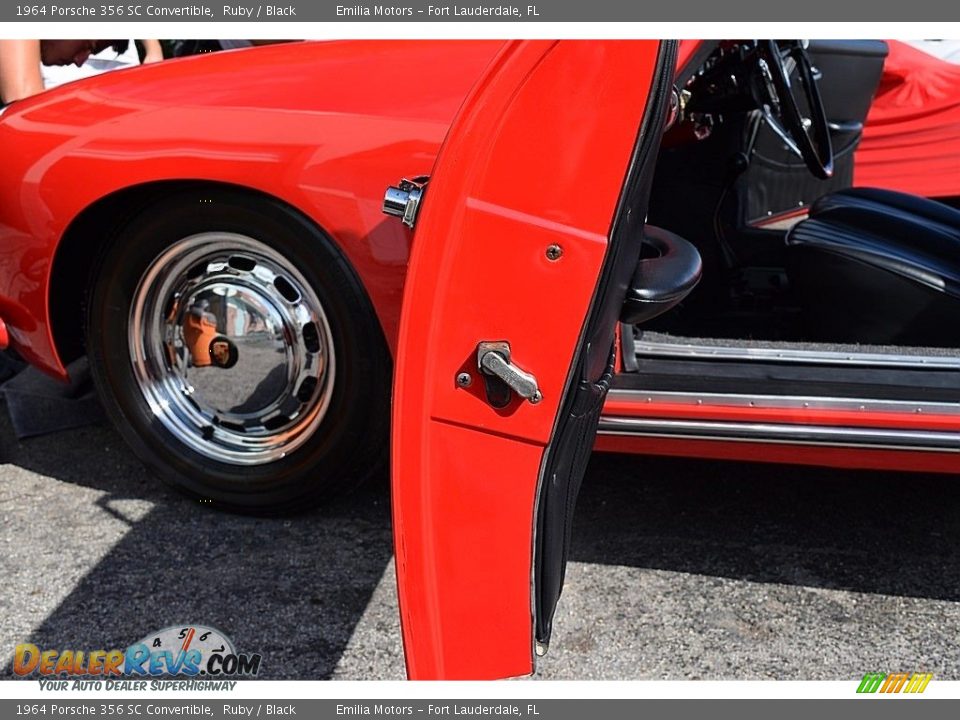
xmin=637 ymin=330 xmax=960 ymax=357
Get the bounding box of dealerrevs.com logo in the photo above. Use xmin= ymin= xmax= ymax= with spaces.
xmin=856 ymin=672 xmax=933 ymax=694
xmin=13 ymin=625 xmax=261 ymax=686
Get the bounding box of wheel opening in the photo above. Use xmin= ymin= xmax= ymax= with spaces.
xmin=302 ymin=322 xmax=320 ymax=353
xmin=262 ymin=414 xmax=290 ymax=431
xmin=273 ymin=276 xmax=300 ymax=303
xmin=296 ymin=377 xmax=318 ymax=403
xmin=228 ymin=255 xmax=257 ymax=272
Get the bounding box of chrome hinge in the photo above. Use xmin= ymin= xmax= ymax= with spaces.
xmin=382 ymin=176 xmax=429 ymax=228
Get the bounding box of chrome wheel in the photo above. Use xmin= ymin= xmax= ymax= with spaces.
xmin=129 ymin=232 xmax=335 ymax=466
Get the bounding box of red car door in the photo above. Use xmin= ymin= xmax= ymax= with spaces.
xmin=391 ymin=40 xmax=679 ymax=680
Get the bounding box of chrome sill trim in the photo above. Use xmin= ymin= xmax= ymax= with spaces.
xmin=634 ymin=339 xmax=960 ymax=370
xmin=606 ymin=389 xmax=960 ymax=416
xmin=597 ymin=417 xmax=960 ymax=452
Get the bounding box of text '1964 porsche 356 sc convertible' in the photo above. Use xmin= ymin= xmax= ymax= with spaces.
xmin=2 ymin=38 xmax=960 ymax=677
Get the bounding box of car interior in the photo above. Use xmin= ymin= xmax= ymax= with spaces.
xmin=617 ymin=39 xmax=960 ymax=407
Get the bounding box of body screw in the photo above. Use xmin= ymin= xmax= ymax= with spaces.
xmin=546 ymin=245 xmax=563 ymax=261
xmin=456 ymin=372 xmax=472 ymax=388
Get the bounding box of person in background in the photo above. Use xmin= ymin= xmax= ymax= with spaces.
xmin=0 ymin=40 xmax=133 ymax=106
xmin=42 ymin=40 xmax=163 ymax=91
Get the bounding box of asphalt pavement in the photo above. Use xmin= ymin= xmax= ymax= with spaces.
xmin=1 ymin=401 xmax=959 ymax=681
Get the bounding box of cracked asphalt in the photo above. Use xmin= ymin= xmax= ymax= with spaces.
xmin=1 ymin=400 xmax=959 ymax=681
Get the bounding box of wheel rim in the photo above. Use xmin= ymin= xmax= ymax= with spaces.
xmin=129 ymin=232 xmax=336 ymax=467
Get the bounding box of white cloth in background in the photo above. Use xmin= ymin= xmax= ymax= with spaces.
xmin=41 ymin=40 xmax=141 ymax=90
xmin=905 ymin=40 xmax=960 ymax=64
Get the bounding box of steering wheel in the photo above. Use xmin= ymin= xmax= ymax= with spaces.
xmin=754 ymin=40 xmax=834 ymax=179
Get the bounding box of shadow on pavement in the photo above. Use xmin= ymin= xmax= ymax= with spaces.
xmin=0 ymin=410 xmax=393 ymax=680
xmin=4 ymin=402 xmax=960 ymax=679
xmin=572 ymin=452 xmax=960 ymax=601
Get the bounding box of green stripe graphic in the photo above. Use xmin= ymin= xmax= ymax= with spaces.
xmin=857 ymin=673 xmax=886 ymax=693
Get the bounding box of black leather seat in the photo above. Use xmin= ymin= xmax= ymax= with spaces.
xmin=785 ymin=187 xmax=960 ymax=345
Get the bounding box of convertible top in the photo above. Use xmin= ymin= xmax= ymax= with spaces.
xmin=856 ymin=40 xmax=960 ymax=200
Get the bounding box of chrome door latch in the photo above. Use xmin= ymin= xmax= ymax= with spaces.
xmin=476 ymin=341 xmax=541 ymax=409
xmin=382 ymin=176 xmax=429 ymax=228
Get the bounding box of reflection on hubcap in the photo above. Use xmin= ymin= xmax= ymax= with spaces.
xmin=129 ymin=233 xmax=335 ymax=466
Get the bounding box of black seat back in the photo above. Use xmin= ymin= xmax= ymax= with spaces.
xmin=786 ymin=187 xmax=960 ymax=345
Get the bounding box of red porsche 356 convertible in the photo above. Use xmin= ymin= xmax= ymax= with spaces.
xmin=1 ymin=39 xmax=959 ymax=678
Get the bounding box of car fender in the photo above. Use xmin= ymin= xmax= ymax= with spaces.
xmin=0 ymin=40 xmax=501 ymax=376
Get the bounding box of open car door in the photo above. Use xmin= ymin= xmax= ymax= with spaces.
xmin=390 ymin=40 xmax=685 ymax=680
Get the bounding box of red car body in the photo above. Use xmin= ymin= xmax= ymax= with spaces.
xmin=0 ymin=40 xmax=501 ymax=376
xmin=0 ymin=36 xmax=942 ymax=374
xmin=393 ymin=40 xmax=663 ymax=679
xmin=2 ymin=39 xmax=957 ymax=477
xmin=2 ymin=39 xmax=960 ymax=680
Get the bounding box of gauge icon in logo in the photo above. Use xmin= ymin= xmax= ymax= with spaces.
xmin=127 ymin=625 xmax=240 ymax=676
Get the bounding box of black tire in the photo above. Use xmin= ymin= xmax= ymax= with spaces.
xmin=85 ymin=188 xmax=391 ymax=514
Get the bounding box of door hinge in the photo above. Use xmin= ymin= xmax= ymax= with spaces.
xmin=382 ymin=176 xmax=429 ymax=228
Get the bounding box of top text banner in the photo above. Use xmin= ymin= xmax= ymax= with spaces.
xmin=3 ymin=0 xmax=960 ymax=22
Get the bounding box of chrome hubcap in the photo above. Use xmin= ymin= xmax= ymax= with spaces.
xmin=129 ymin=233 xmax=335 ymax=466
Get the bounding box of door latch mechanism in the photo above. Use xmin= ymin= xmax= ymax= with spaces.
xmin=382 ymin=176 xmax=429 ymax=228
xmin=476 ymin=341 xmax=541 ymax=409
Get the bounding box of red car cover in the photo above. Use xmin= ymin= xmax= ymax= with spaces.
xmin=856 ymin=40 xmax=960 ymax=200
